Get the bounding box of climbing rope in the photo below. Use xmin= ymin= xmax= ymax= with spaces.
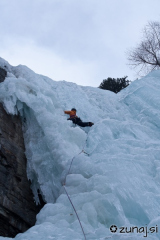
xmin=63 ymin=133 xmax=89 ymax=240
xmin=64 ymin=149 xmax=83 ymax=185
xmin=63 ymin=185 xmax=87 ymax=240
xmin=62 ymin=127 xmax=113 ymax=240
xmin=64 ymin=133 xmax=89 ymax=185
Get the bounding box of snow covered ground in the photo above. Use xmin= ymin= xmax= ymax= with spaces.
xmin=0 ymin=57 xmax=160 ymax=239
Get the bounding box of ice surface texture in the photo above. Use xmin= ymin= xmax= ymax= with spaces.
xmin=0 ymin=57 xmax=160 ymax=239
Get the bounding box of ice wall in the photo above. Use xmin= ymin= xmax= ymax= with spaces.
xmin=0 ymin=58 xmax=160 ymax=239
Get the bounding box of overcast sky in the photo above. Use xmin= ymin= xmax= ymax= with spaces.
xmin=0 ymin=0 xmax=160 ymax=87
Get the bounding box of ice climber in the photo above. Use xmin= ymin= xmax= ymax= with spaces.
xmin=64 ymin=108 xmax=94 ymax=127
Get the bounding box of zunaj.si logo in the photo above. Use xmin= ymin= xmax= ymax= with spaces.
xmin=110 ymin=225 xmax=118 ymax=233
xmin=110 ymin=225 xmax=158 ymax=238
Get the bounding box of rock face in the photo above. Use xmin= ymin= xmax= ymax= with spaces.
xmin=0 ymin=68 xmax=44 ymax=237
xmin=0 ymin=67 xmax=7 ymax=83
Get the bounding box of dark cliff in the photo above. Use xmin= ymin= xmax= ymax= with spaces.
xmin=0 ymin=67 xmax=44 ymax=238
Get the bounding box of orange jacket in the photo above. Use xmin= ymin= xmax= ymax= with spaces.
xmin=64 ymin=110 xmax=77 ymax=119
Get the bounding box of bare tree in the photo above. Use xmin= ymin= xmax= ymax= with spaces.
xmin=127 ymin=21 xmax=160 ymax=76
